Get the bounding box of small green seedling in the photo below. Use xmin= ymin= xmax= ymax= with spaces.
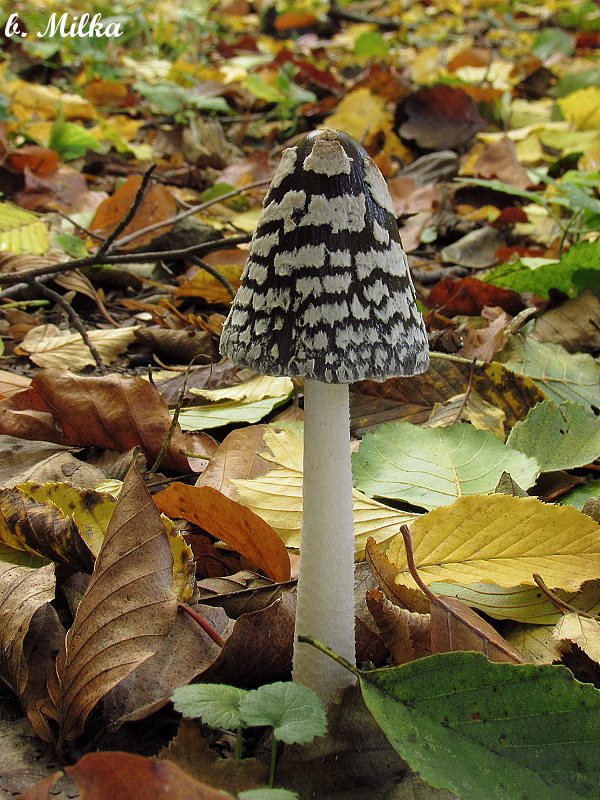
xmin=172 ymin=681 xmax=326 ymax=788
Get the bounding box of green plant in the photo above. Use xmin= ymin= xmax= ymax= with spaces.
xmin=171 ymin=681 xmax=326 ymax=789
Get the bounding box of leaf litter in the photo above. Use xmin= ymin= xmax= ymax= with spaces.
xmin=0 ymin=0 xmax=599 ymax=797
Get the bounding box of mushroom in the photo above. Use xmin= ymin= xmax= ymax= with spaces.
xmin=220 ymin=129 xmax=429 ymax=701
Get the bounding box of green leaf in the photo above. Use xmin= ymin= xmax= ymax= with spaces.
xmin=352 ymin=422 xmax=539 ymax=510
xmin=353 ymin=31 xmax=387 ymax=57
xmin=171 ymin=684 xmax=247 ymax=729
xmin=178 ymin=395 xmax=292 ymax=430
xmin=0 ymin=543 xmax=49 ymax=568
xmin=316 ymin=646 xmax=600 ymax=800
xmin=431 ymin=582 xmax=565 ymax=625
xmin=239 ymin=683 xmax=326 ymax=745
xmin=49 ymin=112 xmax=101 ymax=161
xmin=484 ymin=239 xmax=600 ymax=299
xmin=560 ymin=479 xmax=600 ymax=510
xmin=456 ymin=178 xmax=544 ymax=204
xmin=552 ymin=69 xmax=600 ymax=97
xmin=53 ymin=232 xmax=89 ymax=258
xmin=239 ymin=790 xmax=298 ymax=800
xmin=506 ymin=400 xmax=600 ymax=472
xmin=532 ymin=28 xmax=575 ymax=59
xmin=498 ymin=336 xmax=600 ymax=410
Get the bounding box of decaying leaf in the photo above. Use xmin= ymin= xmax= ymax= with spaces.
xmin=46 ymin=464 xmax=179 ymax=742
xmin=553 ymin=614 xmax=600 ymax=664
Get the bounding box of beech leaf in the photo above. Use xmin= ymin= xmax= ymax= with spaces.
xmin=350 ymin=650 xmax=600 ymax=799
xmin=47 ymin=464 xmax=178 ymax=742
xmin=381 ymin=494 xmax=600 ymax=592
xmin=352 ymin=422 xmax=539 ymax=510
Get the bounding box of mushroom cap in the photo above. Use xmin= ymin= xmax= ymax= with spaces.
xmin=220 ymin=128 xmax=429 ymax=384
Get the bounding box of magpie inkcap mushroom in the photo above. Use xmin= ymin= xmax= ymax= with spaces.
xmin=220 ymin=128 xmax=429 ymax=382
xmin=220 ymin=128 xmax=429 ymax=701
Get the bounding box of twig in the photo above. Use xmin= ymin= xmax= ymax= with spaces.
xmin=191 ymin=256 xmax=237 ymax=300
xmin=532 ymin=574 xmax=600 ymax=621
xmin=179 ymin=602 xmax=225 ymax=647
xmin=98 ymin=164 xmax=156 ymax=256
xmin=150 ymin=354 xmax=208 ymax=473
xmin=112 ymin=177 xmax=271 ymax=250
xmin=450 ymin=358 xmax=477 ymax=425
xmin=29 ymin=278 xmax=108 ymax=374
xmin=399 ymin=524 xmax=526 ymax=662
xmin=0 ymin=234 xmax=252 ymax=286
xmin=54 ymin=210 xmax=105 ymax=242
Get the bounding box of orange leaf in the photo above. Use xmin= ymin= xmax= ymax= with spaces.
xmin=154 ymin=484 xmax=291 ymax=583
xmin=5 ymin=146 xmax=59 ymax=176
xmin=90 ymin=175 xmax=176 ymax=250
xmin=65 ymin=752 xmax=233 ymax=799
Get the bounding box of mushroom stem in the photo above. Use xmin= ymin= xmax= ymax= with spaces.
xmin=293 ymin=378 xmax=357 ymax=701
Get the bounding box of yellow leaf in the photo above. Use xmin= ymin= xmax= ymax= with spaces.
xmin=233 ymin=426 xmax=419 ymax=557
xmin=558 ymin=87 xmax=600 ymax=131
xmin=9 ymin=80 xmax=95 ymax=122
xmin=16 ymin=324 xmax=138 ymax=369
xmin=18 ymin=482 xmax=113 ymax=557
xmin=190 ymin=375 xmax=293 ymax=404
xmin=410 ymin=46 xmax=442 ymax=84
xmin=426 ymin=392 xmax=506 ymax=439
xmin=382 ymin=494 xmax=600 ymax=592
xmin=553 ymin=613 xmax=600 ymax=663
xmin=324 ymin=88 xmax=391 ymax=146
xmin=0 ymin=203 xmax=49 ymax=255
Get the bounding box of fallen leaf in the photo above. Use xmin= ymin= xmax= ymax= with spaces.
xmin=366 ymin=589 xmax=431 ymax=664
xmin=498 ymin=335 xmax=600 ymax=410
xmin=352 ymin=422 xmax=539 ymax=510
xmin=46 ymin=464 xmax=179 ymax=742
xmin=553 ymin=613 xmax=600 ymax=663
xmin=0 ymin=436 xmax=75 ymax=486
xmin=507 ymin=399 xmax=600 ymax=471
xmin=15 ymin=166 xmax=105 ymax=215
xmin=4 ymin=146 xmax=59 ymax=176
xmin=154 ymin=484 xmax=291 ymax=582
xmin=557 ymin=86 xmax=600 ymax=130
xmin=90 ymin=175 xmax=177 ymax=250
xmin=65 ymin=752 xmax=234 ymax=799
xmin=0 ymin=369 xmax=205 ymax=471
xmin=232 ymin=426 xmax=419 ymax=555
xmin=426 ymin=392 xmax=506 ymax=439
xmin=399 ymin=86 xmax=485 ymax=150
xmin=0 ymin=202 xmax=49 ymax=255
xmin=424 ymin=277 xmax=525 ymax=316
xmin=439 ymin=228 xmax=503 ymax=269
xmin=471 ymin=137 xmax=533 ymax=190
xmin=17 ymin=324 xmax=138 ymax=370
xmin=381 ymin=494 xmax=600 ymax=592
xmin=532 ymin=290 xmax=600 ymax=353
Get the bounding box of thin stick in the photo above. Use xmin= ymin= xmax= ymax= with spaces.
xmin=0 ymin=234 xmax=252 ymax=286
xmin=179 ymin=602 xmax=225 ymax=647
xmin=29 ymin=278 xmax=107 ymax=374
xmin=450 ymin=358 xmax=477 ymax=425
xmin=533 ymin=574 xmax=600 ymax=621
xmin=98 ymin=164 xmax=156 ymax=256
xmin=149 ymin=354 xmax=208 ymax=473
xmin=192 ymin=256 xmax=236 ymax=300
xmin=399 ymin=524 xmax=526 ymax=662
xmin=112 ymin=177 xmax=270 ymax=250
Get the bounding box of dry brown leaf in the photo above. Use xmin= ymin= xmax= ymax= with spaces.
xmin=366 ymin=588 xmax=431 ymax=665
xmin=0 ymin=489 xmax=94 ymax=571
xmin=460 ymin=308 xmax=512 ymax=361
xmin=46 ymin=464 xmax=179 ymax=742
xmin=0 ymin=436 xmax=76 ymax=486
xmin=102 ymin=606 xmax=231 ymax=729
xmin=0 ymin=369 xmax=31 ymax=399
xmin=471 ymin=136 xmax=533 ymax=190
xmin=195 ymin=424 xmax=275 ymax=498
xmin=366 ymin=536 xmax=430 ymax=614
xmin=0 ymin=369 xmax=209 ymax=471
xmin=154 ymin=484 xmax=291 ymax=582
xmin=162 ymin=720 xmax=266 ymax=795
xmin=0 ymin=563 xmax=56 ymax=700
xmin=533 ymin=290 xmax=600 ymax=353
xmin=351 ymin=356 xmax=545 ymax=436
xmin=198 ymin=592 xmax=296 ymax=684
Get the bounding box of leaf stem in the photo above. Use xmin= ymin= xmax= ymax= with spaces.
xmin=268 ymin=736 xmax=277 ymax=787
xmin=235 ymin=725 xmax=243 ymax=760
xmin=296 ymin=635 xmax=362 ymax=678
xmin=178 ymin=603 xmax=225 ymax=647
